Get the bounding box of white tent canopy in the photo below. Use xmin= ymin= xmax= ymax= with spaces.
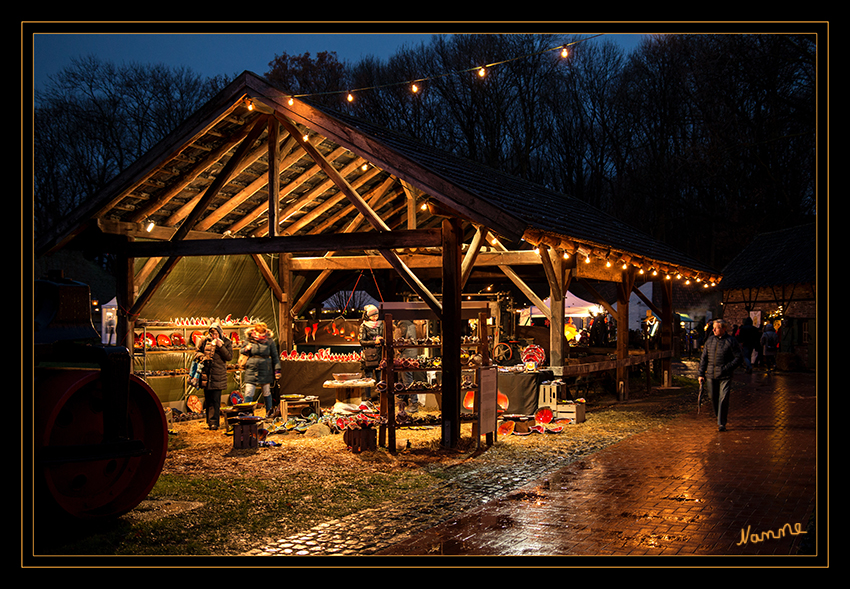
xmin=519 ymin=291 xmax=604 ymax=326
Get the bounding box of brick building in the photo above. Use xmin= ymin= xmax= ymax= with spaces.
xmin=718 ymin=223 xmax=817 ymax=370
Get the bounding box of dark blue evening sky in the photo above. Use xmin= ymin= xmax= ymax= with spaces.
xmin=32 ymin=32 xmax=648 ymax=92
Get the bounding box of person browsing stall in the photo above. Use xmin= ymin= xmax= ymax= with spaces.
xmin=241 ymin=322 xmax=281 ymax=417
xmin=196 ymin=322 xmax=233 ymax=430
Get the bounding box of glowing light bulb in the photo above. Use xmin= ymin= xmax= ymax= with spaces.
xmin=561 ymin=47 xmax=569 ymax=58
xmin=411 ymin=83 xmax=419 ymax=93
xmin=478 ymin=67 xmax=487 ymax=77
xmin=347 ymin=93 xmax=354 ymax=102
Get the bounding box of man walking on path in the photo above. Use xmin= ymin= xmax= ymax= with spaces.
xmin=699 ymin=318 xmax=744 ymax=431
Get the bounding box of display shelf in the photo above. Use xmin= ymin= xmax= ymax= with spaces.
xmin=133 ymin=321 xmax=247 ymax=409
xmin=378 ymin=306 xmax=497 ymax=452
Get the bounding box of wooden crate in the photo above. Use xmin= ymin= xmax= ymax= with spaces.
xmin=538 ymin=382 xmax=569 ymax=408
xmin=232 ymin=421 xmax=259 ymax=449
xmin=556 ymin=403 xmax=586 ymax=424
xmin=343 ymin=427 xmax=377 ymax=453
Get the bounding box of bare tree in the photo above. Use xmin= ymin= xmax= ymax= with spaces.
xmin=33 ymin=56 xmax=227 ymax=240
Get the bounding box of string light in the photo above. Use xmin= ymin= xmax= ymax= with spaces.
xmin=278 ymin=35 xmax=602 ymax=105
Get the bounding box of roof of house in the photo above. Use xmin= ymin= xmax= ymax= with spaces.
xmin=719 ymin=223 xmax=816 ymax=290
xmin=36 ymin=70 xmax=719 ymax=287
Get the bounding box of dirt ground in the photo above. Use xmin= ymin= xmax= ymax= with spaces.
xmin=163 ymin=383 xmax=698 ymax=484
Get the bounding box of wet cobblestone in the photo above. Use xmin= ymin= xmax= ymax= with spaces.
xmin=244 ymin=457 xmax=579 ymax=556
xmin=242 ymin=362 xmax=819 ymax=558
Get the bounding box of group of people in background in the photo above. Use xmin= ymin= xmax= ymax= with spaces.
xmin=194 ymin=320 xmax=281 ymax=431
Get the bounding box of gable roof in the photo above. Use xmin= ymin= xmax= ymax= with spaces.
xmin=719 ymin=223 xmax=816 ymax=290
xmin=35 ymin=71 xmax=719 ymax=285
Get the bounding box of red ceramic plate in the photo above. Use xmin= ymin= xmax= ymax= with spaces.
xmin=157 ymin=334 xmax=172 ymax=347
xmin=535 ymin=407 xmax=554 ymax=424
xmin=187 ymin=394 xmax=202 ymax=413
xmin=497 ymin=420 xmax=516 ymax=436
xmin=171 ymin=332 xmax=185 ymax=346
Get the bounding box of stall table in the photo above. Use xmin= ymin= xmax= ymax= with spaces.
xmin=279 ymin=360 xmax=362 ymax=405
xmin=497 ymin=370 xmax=554 ymax=415
xmin=322 ymin=378 xmax=377 ymax=408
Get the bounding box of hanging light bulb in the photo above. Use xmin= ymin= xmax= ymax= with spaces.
xmin=411 ymin=83 xmax=419 ymax=93
xmin=478 ymin=67 xmax=487 ymax=78
xmin=145 ymin=219 xmax=155 ymax=232
xmin=563 ymin=251 xmax=570 ymax=260
xmin=347 ymin=92 xmax=354 ymax=102
xmin=560 ymin=46 xmax=569 ymax=58
xmin=288 ymin=97 xmax=294 ymax=106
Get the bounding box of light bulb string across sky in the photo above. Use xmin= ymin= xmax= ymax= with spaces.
xmin=283 ymin=34 xmax=604 ymax=103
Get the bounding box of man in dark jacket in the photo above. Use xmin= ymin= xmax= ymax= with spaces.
xmin=698 ymin=319 xmax=743 ymax=431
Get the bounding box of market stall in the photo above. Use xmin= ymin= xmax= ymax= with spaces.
xmin=36 ymin=71 xmax=721 ymax=456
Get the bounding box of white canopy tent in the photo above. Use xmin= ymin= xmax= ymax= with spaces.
xmin=518 ymin=291 xmax=604 ymax=326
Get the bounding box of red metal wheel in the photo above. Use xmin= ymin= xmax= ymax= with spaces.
xmin=34 ymin=369 xmax=168 ymax=519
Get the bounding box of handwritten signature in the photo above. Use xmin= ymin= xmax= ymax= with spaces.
xmin=737 ymin=522 xmax=806 ymax=546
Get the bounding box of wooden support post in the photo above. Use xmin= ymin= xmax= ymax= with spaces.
xmin=280 ymin=253 xmax=293 ymax=352
xmin=548 ymin=249 xmax=566 ymax=372
xmin=616 ymin=268 xmax=636 ymax=402
xmin=660 ymin=278 xmax=674 ymax=387
xmin=441 ymin=217 xmax=462 ymax=449
xmin=115 ymin=236 xmax=135 ymax=350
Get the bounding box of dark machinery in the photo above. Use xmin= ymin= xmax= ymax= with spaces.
xmin=33 ymin=272 xmax=167 ymax=519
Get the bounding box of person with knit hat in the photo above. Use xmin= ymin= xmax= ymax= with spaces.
xmin=241 ymin=322 xmax=281 ymax=416
xmin=196 ymin=321 xmax=233 ymax=430
xmin=358 ymin=304 xmax=384 ymax=400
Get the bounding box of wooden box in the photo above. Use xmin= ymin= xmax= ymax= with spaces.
xmin=539 ymin=382 xmax=570 ymax=408
xmin=232 ymin=420 xmax=259 ymax=449
xmin=557 ymin=403 xmax=586 ymax=424
xmin=343 ymin=427 xmax=377 ymax=453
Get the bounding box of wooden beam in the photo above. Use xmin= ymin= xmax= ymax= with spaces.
xmin=549 ymin=250 xmax=566 ymax=370
xmin=632 ymin=283 xmax=662 ymax=317
xmin=267 ymin=118 xmax=280 ymax=235
xmin=460 ymin=226 xmax=486 ymax=289
xmin=276 ymin=113 xmax=443 ymax=318
xmin=162 ymin=115 xmax=271 ymax=229
xmin=128 ymin=116 xmax=269 ymax=318
xmin=499 ymin=264 xmax=550 ymax=321
xmin=538 ymin=246 xmax=562 ymax=301
xmin=250 ymin=84 xmax=526 ymax=242
xmin=127 ymin=121 xmax=256 ymax=224
xmin=124 ymin=229 xmax=443 ymax=258
xmin=292 ymin=269 xmax=332 ymax=317
xmin=280 ymin=253 xmax=294 ymax=350
xmin=250 ymin=253 xmax=285 ymax=303
xmin=401 ymin=180 xmax=419 ymax=229
xmin=577 ymin=278 xmax=618 ymax=318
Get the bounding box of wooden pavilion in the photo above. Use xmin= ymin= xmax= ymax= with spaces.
xmin=34 ymin=71 xmax=721 ymax=448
